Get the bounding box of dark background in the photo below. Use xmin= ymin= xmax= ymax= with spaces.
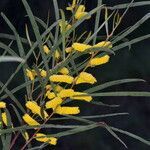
xmin=0 ymin=0 xmax=150 ymax=150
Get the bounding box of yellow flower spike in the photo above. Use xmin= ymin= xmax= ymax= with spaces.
xmin=59 ymin=67 xmax=69 ymax=75
xmin=55 ymin=106 xmax=80 ymax=115
xmin=45 ymin=97 xmax=63 ymax=109
xmin=50 ymin=75 xmax=74 ymax=84
xmin=75 ymin=72 xmax=97 ymax=84
xmin=26 ymin=101 xmax=48 ymax=119
xmin=35 ymin=133 xmax=57 ymax=145
xmin=23 ymin=114 xmax=40 ymax=126
xmin=2 ymin=112 xmax=7 ymax=126
xmin=75 ymin=5 xmax=90 ymax=20
xmin=72 ymin=43 xmax=92 ymax=52
xmin=71 ymin=92 xmax=92 ymax=102
xmin=43 ymin=45 xmax=50 ymax=54
xmin=65 ymin=47 xmax=73 ymax=53
xmin=55 ymin=50 xmax=60 ymax=60
xmin=0 ymin=102 xmax=6 ymax=109
xmin=94 ymin=41 xmax=112 ymax=49
xmin=45 ymin=91 xmax=56 ymax=99
xmin=57 ymin=89 xmax=75 ymax=98
xmin=40 ymin=69 xmax=47 ymax=77
xmin=89 ymin=55 xmax=110 ymax=67
xmin=26 ymin=69 xmax=36 ymax=81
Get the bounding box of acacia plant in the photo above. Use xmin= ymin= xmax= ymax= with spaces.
xmin=0 ymin=0 xmax=150 ymax=149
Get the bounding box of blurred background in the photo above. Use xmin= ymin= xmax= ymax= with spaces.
xmin=0 ymin=0 xmax=150 ymax=149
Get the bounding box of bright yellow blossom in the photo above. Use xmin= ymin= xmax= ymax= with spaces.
xmin=89 ymin=55 xmax=110 ymax=67
xmin=50 ymin=75 xmax=74 ymax=84
xmin=26 ymin=101 xmax=48 ymax=119
xmin=23 ymin=114 xmax=40 ymax=126
xmin=59 ymin=67 xmax=69 ymax=75
xmin=26 ymin=69 xmax=36 ymax=81
xmin=0 ymin=102 xmax=6 ymax=108
xmin=45 ymin=97 xmax=63 ymax=109
xmin=75 ymin=72 xmax=97 ymax=84
xmin=94 ymin=41 xmax=112 ymax=49
xmin=55 ymin=106 xmax=80 ymax=115
xmin=43 ymin=45 xmax=50 ymax=54
xmin=71 ymin=92 xmax=92 ymax=102
xmin=2 ymin=112 xmax=7 ymax=126
xmin=75 ymin=5 xmax=90 ymax=20
xmin=58 ymin=89 xmax=75 ymax=98
xmin=72 ymin=43 xmax=91 ymax=52
xmin=35 ymin=133 xmax=57 ymax=145
xmin=46 ymin=91 xmax=56 ymax=99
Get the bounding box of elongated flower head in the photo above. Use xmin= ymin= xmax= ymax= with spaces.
xmin=35 ymin=133 xmax=57 ymax=145
xmin=50 ymin=75 xmax=74 ymax=84
xmin=57 ymin=89 xmax=75 ymax=98
xmin=71 ymin=92 xmax=92 ymax=102
xmin=23 ymin=114 xmax=40 ymax=126
xmin=0 ymin=102 xmax=6 ymax=109
xmin=75 ymin=72 xmax=97 ymax=84
xmin=55 ymin=106 xmax=80 ymax=115
xmin=72 ymin=43 xmax=91 ymax=52
xmin=45 ymin=97 xmax=63 ymax=109
xmin=94 ymin=41 xmax=112 ymax=49
xmin=46 ymin=91 xmax=56 ymax=99
xmin=89 ymin=55 xmax=110 ymax=67
xmin=26 ymin=101 xmax=48 ymax=119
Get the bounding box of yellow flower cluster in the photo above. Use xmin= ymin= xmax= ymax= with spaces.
xmin=71 ymin=41 xmax=112 ymax=67
xmin=26 ymin=101 xmax=48 ymax=119
xmin=23 ymin=113 xmax=40 ymax=126
xmin=23 ymin=0 xmax=113 ymax=146
xmin=35 ymin=133 xmax=57 ymax=145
